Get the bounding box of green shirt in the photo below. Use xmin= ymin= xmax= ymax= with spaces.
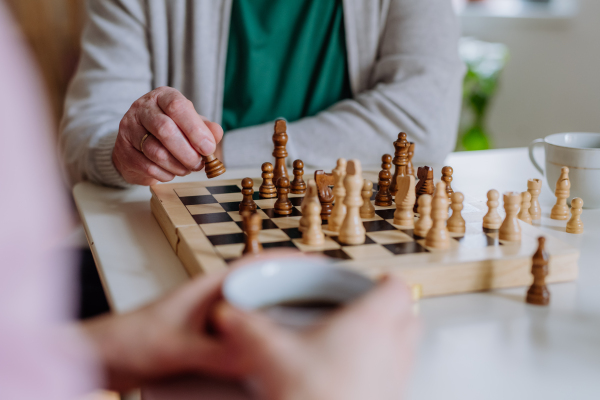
xmin=222 ymin=0 xmax=352 ymax=132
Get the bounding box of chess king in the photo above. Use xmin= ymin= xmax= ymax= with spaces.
xmin=59 ymin=1 xmax=465 ymax=188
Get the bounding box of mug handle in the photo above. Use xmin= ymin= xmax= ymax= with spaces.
xmin=528 ymin=138 xmax=545 ymax=176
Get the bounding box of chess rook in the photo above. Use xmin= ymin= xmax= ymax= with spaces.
xmin=290 ymin=159 xmax=307 ymax=194
xmin=518 ymin=191 xmax=532 ymax=224
xmin=359 ymin=180 xmax=376 ymax=219
xmin=272 ymin=119 xmax=289 ymax=184
xmin=259 ymin=162 xmax=277 ymax=199
xmin=393 ymin=174 xmax=416 ymax=228
xmin=414 ymin=194 xmax=433 ymax=237
xmin=441 ymin=166 xmax=454 ymax=202
xmin=339 ymin=160 xmax=366 ymax=245
xmin=303 ymin=200 xmax=325 ymax=246
xmin=299 ymin=180 xmax=319 ymax=233
xmin=239 ymin=177 xmax=257 ymax=214
xmin=375 ymin=169 xmax=393 ymax=207
xmin=483 ymin=189 xmax=502 ymax=230
xmin=274 ymin=177 xmax=293 ymax=215
xmin=526 ymin=237 xmax=550 ymax=306
xmin=566 ymin=197 xmax=584 ymax=234
xmin=203 ymin=154 xmax=226 ymax=179
xmin=551 ymin=166 xmax=571 ymax=220
xmin=499 ymin=192 xmax=522 ymax=242
xmin=242 ymin=212 xmax=263 ymax=255
xmin=425 ymin=182 xmax=450 ymax=249
xmin=527 ymin=178 xmax=542 ymax=220
xmin=329 ymin=159 xmax=348 ymax=233
xmin=414 ymin=166 xmax=434 ymax=212
xmin=390 ymin=132 xmax=409 ymax=196
xmin=315 ymin=170 xmax=335 ymax=220
xmin=447 ymin=192 xmax=465 ymax=234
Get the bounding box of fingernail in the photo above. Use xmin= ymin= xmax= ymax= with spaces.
xmin=199 ymin=138 xmax=216 ymax=155
xmin=193 ymin=160 xmax=204 ymax=171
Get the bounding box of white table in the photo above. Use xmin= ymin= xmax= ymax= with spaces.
xmin=74 ymin=148 xmax=600 ymax=400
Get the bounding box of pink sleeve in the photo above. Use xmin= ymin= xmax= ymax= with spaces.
xmin=0 ymin=2 xmax=100 ymax=397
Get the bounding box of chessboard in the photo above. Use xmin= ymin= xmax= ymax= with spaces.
xmin=150 ymin=178 xmax=579 ymax=298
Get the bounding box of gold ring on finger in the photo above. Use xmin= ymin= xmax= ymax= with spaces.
xmin=140 ymin=133 xmax=151 ymax=154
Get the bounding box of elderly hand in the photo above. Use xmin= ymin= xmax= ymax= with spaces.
xmin=216 ymin=275 xmax=420 ymax=400
xmin=112 ymin=86 xmax=224 ymax=185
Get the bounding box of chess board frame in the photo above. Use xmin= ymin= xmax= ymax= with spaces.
xmin=150 ymin=179 xmax=579 ymax=298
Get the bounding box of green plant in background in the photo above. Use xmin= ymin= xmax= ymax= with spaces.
xmin=458 ymin=38 xmax=509 ymax=151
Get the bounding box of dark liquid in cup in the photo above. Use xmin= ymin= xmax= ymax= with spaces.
xmin=262 ymin=299 xmax=342 ymax=312
xmin=261 ymin=299 xmax=343 ymax=328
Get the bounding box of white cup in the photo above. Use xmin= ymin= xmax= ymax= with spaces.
xmin=223 ymin=258 xmax=374 ymax=329
xmin=529 ymin=132 xmax=600 ymax=209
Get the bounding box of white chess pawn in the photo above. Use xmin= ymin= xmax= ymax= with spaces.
xmin=551 ymin=167 xmax=571 ymax=220
xmin=339 ymin=160 xmax=366 ymax=245
xmin=359 ymin=180 xmax=375 ymax=218
xmin=303 ymin=200 xmax=325 ymax=246
xmin=447 ymin=192 xmax=465 ymax=234
xmin=425 ymin=182 xmax=450 ymax=250
xmin=483 ymin=189 xmax=502 ymax=230
xmin=329 ymin=158 xmax=347 ymax=233
xmin=299 ymin=180 xmax=318 ymax=233
xmin=518 ymin=191 xmax=532 ymax=224
xmin=393 ymin=174 xmax=416 ymax=227
xmin=499 ymin=192 xmax=522 ymax=242
xmin=414 ymin=194 xmax=433 ymax=238
xmin=566 ymin=197 xmax=584 ymax=234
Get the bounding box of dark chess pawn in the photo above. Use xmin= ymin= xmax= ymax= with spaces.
xmin=274 ymin=177 xmax=293 ymax=215
xmin=203 ymin=154 xmax=226 ymax=179
xmin=239 ymin=177 xmax=257 ymax=214
xmin=526 ymin=236 xmax=550 ymax=306
xmin=259 ymin=162 xmax=277 ymax=199
xmin=375 ymin=169 xmax=393 ymax=207
xmin=242 ymin=211 xmax=263 ymax=255
xmin=290 ymin=159 xmax=307 ymax=194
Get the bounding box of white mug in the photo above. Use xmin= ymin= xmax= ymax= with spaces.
xmin=529 ymin=132 xmax=600 ymax=208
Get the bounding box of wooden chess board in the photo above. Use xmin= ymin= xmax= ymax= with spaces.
xmin=150 ymin=179 xmax=579 ymax=298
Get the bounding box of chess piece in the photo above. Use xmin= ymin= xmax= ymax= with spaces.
xmin=375 ymin=169 xmax=393 ymax=207
xmin=303 ymin=200 xmax=325 ymax=246
xmin=407 ymin=142 xmax=415 ymax=176
xmin=425 ymin=182 xmax=450 ymax=250
xmin=447 ymin=192 xmax=465 ymax=234
xmin=274 ymin=177 xmax=293 ymax=215
xmin=483 ymin=189 xmax=502 ymax=229
xmin=499 ymin=192 xmax=522 ymax=242
xmin=393 ymin=174 xmax=416 ymax=227
xmin=315 ymin=170 xmax=335 ymax=220
xmin=381 ymin=154 xmax=392 ymax=173
xmin=527 ymin=178 xmax=542 ymax=220
xmin=299 ymin=180 xmax=319 ymax=233
xmin=526 ymin=237 xmax=550 ymax=306
xmin=359 ymin=180 xmax=376 ymax=219
xmin=329 ymin=159 xmax=347 ymax=233
xmin=518 ymin=191 xmax=532 ymax=224
xmin=272 ymin=119 xmax=289 ymax=184
xmin=259 ymin=162 xmax=277 ymax=199
xmin=339 ymin=160 xmax=366 ymax=245
xmin=566 ymin=197 xmax=584 ymax=234
xmin=242 ymin=212 xmax=263 ymax=255
xmin=414 ymin=166 xmax=434 ymax=212
xmin=390 ymin=132 xmax=409 ymax=196
xmin=239 ymin=177 xmax=257 ymax=214
xmin=290 ymin=159 xmax=307 ymax=194
xmin=551 ymin=167 xmax=571 ymax=220
xmin=441 ymin=166 xmax=454 ymax=202
xmin=203 ymin=154 xmax=226 ymax=179
xmin=414 ymin=194 xmax=433 ymax=237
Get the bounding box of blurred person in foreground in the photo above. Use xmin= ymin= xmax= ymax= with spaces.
xmin=0 ymin=4 xmax=418 ymax=400
xmin=60 ymin=0 xmax=465 ymax=188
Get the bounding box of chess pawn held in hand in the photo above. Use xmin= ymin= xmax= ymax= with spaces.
xmin=339 ymin=160 xmax=366 ymax=245
xmin=551 ymin=166 xmax=571 ymax=220
xmin=329 ymin=158 xmax=347 ymax=233
xmin=499 ymin=192 xmax=522 ymax=242
xmin=425 ymin=182 xmax=450 ymax=250
xmin=203 ymin=154 xmax=226 ymax=179
xmin=483 ymin=189 xmax=502 ymax=230
xmin=290 ymin=159 xmax=306 ymax=194
xmin=526 ymin=236 xmax=550 ymax=306
xmin=566 ymin=197 xmax=584 ymax=234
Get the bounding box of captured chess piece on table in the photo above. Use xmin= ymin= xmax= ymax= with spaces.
xmin=499 ymin=192 xmax=522 ymax=242
xmin=551 ymin=166 xmax=571 ymax=220
xmin=239 ymin=177 xmax=257 ymax=214
xmin=259 ymin=162 xmax=277 ymax=199
xmin=526 ymin=236 xmax=550 ymax=306
xmin=566 ymin=197 xmax=584 ymax=234
xmin=203 ymin=154 xmax=226 ymax=179
xmin=290 ymin=159 xmax=307 ymax=194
